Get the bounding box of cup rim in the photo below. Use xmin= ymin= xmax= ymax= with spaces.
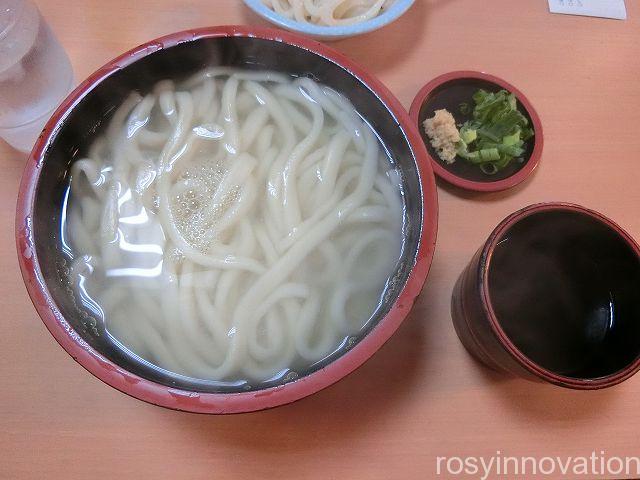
xmin=15 ymin=25 xmax=439 ymax=413
xmin=479 ymin=202 xmax=640 ymax=389
xmin=408 ymin=71 xmax=544 ymax=192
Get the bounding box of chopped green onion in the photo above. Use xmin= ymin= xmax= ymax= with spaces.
xmin=453 ymin=88 xmax=534 ymax=174
xmin=460 ymin=126 xmax=477 ymax=144
xmin=480 ymin=163 xmax=499 ymax=175
xmin=502 ymin=130 xmax=521 ymax=146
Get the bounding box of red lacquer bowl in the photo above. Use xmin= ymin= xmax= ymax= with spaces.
xmin=409 ymin=71 xmax=543 ymax=192
xmin=15 ymin=26 xmax=438 ymax=413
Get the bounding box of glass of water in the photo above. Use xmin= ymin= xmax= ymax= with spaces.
xmin=0 ymin=0 xmax=74 ymax=152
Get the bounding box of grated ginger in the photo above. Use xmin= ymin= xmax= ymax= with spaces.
xmin=423 ymin=109 xmax=460 ymax=164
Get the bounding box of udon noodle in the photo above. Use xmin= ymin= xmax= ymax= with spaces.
xmin=63 ymin=68 xmax=404 ymax=384
xmin=261 ymin=0 xmax=396 ymax=26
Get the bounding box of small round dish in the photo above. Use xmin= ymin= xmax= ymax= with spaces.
xmin=243 ymin=0 xmax=415 ymax=41
xmin=409 ymin=71 xmax=543 ymax=192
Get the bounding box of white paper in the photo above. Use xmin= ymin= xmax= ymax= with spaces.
xmin=548 ymin=0 xmax=627 ymax=20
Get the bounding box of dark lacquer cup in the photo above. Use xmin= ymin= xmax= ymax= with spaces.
xmin=451 ymin=203 xmax=640 ymax=389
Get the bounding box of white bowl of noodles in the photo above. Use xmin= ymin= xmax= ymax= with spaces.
xmin=16 ymin=26 xmax=437 ymax=413
xmin=244 ymin=0 xmax=415 ymax=40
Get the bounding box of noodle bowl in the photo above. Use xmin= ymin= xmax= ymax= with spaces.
xmin=18 ymin=28 xmax=437 ymax=412
xmin=64 ymin=68 xmax=404 ymax=384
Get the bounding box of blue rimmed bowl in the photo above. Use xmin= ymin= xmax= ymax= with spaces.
xmin=243 ymin=0 xmax=415 ymax=40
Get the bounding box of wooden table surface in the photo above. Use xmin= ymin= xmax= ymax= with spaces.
xmin=2 ymin=1 xmax=639 ymax=479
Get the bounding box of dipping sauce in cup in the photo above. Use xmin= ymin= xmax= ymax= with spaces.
xmin=451 ymin=203 xmax=640 ymax=389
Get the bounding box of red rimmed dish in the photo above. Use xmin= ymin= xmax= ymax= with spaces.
xmin=409 ymin=71 xmax=543 ymax=192
xmin=15 ymin=25 xmax=438 ymax=413
xmin=451 ymin=203 xmax=640 ymax=389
